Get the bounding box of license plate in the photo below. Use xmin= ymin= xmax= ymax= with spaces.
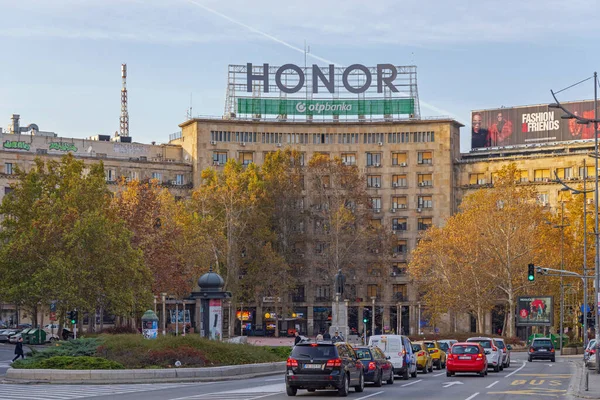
xmin=304 ymin=364 xmax=322 ymax=369
xmin=459 ymin=356 xmax=470 ymax=360
xmin=539 ymin=349 xmax=547 ymax=352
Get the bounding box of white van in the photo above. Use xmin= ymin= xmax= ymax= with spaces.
xmin=368 ymin=334 xmax=417 ymax=380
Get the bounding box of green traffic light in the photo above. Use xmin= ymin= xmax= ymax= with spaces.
xmin=363 ymin=318 xmax=368 ymax=323
xmin=528 ymin=275 xmax=534 ymax=281
xmin=71 ymin=320 xmax=75 ymax=324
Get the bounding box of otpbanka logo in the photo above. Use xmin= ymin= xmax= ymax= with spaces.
xmin=295 ymin=101 xmax=352 ymax=114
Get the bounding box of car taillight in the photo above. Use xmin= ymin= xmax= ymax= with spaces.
xmin=402 ymin=349 xmax=406 ymax=356
xmin=419 ymin=351 xmax=425 ymax=357
xmin=453 ymin=354 xmax=458 ymax=359
xmin=326 ymin=358 xmax=342 ymax=367
xmin=591 ymin=349 xmax=596 ymax=354
xmin=550 ymin=348 xmax=555 ymax=353
xmin=368 ymin=362 xmax=376 ymax=370
xmin=477 ymin=353 xmax=483 ymax=360
xmin=502 ymin=348 xmax=506 ymax=353
xmin=431 ymin=349 xmax=438 ymax=353
xmin=529 ymin=347 xmax=535 ymax=353
xmin=287 ymin=358 xmax=298 ymax=367
xmin=492 ymin=346 xmax=498 ymax=351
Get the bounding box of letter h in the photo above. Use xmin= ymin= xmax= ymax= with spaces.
xmin=247 ymin=63 xmax=269 ymax=93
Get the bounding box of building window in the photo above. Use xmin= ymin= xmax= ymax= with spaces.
xmin=388 ymin=132 xmax=411 ymax=143
xmin=367 ymin=175 xmax=382 ymax=188
xmin=105 ymin=169 xmax=116 ymax=182
xmin=556 ymin=167 xmax=572 ymax=180
xmin=417 ymin=151 xmax=433 ymax=165
xmin=534 ymin=169 xmax=551 ymax=182
xmin=291 ymin=152 xmax=305 ymax=166
xmin=367 ymin=265 xmax=381 ymax=277
xmin=580 ymin=166 xmax=595 ymax=179
xmin=4 ymin=187 xmax=14 ymax=196
xmin=151 ymin=172 xmax=162 ymax=181
xmin=392 ymin=284 xmax=408 ymax=301
xmin=392 ymin=196 xmax=407 ymax=210
xmin=371 ymin=197 xmax=382 ymax=213
xmin=4 ymin=163 xmax=14 ymax=175
xmin=315 ymin=241 xmax=328 ymax=254
xmin=418 ymin=173 xmax=433 ymax=187
xmin=418 ymin=217 xmax=433 ymax=231
xmin=213 ymin=151 xmax=227 ymax=166
xmin=418 ymin=195 xmax=433 ymax=209
xmin=392 ymin=174 xmax=407 ymax=188
xmin=367 ymin=284 xmax=380 ymax=298
xmin=392 ymin=153 xmax=407 ymax=166
xmin=239 ymin=152 xmax=253 ymax=166
xmin=392 ymin=263 xmax=407 ymax=276
xmin=315 ymin=285 xmax=331 ymax=302
xmin=341 ymin=153 xmax=356 ymax=166
xmin=366 ymin=153 xmax=382 ymax=167
xmin=538 ymin=193 xmax=549 ymax=206
xmin=469 ymin=173 xmax=486 ymax=185
xmin=339 ymin=133 xmax=359 ymax=144
xmin=364 ymin=133 xmax=385 ymax=144
xmin=291 ymin=286 xmax=305 ymax=302
xmin=175 ymin=174 xmax=185 ymax=185
xmin=129 ymin=171 xmax=140 ymax=181
xmin=394 ymin=240 xmax=407 ymax=255
xmin=392 ymin=217 xmax=407 ymax=231
xmin=518 ymin=170 xmax=528 ymax=182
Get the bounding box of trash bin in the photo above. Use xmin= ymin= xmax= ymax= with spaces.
xmin=28 ymin=328 xmax=47 ymax=345
xmin=141 ymin=310 xmax=159 ymax=339
xmin=20 ymin=328 xmax=34 ymax=344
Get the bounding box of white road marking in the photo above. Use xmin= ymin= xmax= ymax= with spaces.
xmin=443 ymin=381 xmax=464 ymax=388
xmin=264 ymin=378 xmax=282 ymax=382
xmin=355 ymin=391 xmax=384 ymax=400
xmin=485 ymin=380 xmax=499 ymax=389
xmin=504 ymin=361 xmax=526 ymax=378
xmin=221 ymin=383 xmax=285 ymax=393
xmin=401 ymin=378 xmax=422 ymax=387
xmin=464 ymin=393 xmax=479 ymax=400
xmin=433 ymin=372 xmax=446 ymax=376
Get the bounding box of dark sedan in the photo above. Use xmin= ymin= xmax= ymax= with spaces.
xmin=354 ymin=346 xmax=394 ymax=386
xmin=528 ymin=338 xmax=555 ymax=362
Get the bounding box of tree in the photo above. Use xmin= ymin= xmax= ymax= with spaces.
xmin=0 ymin=154 xmax=151 ymax=325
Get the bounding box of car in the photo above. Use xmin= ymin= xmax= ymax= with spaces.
xmin=438 ymin=339 xmax=458 ymax=353
xmin=368 ymin=334 xmax=418 ymax=380
xmin=528 ymin=337 xmax=555 ymax=362
xmin=0 ymin=329 xmax=20 ymax=342
xmin=353 ymin=345 xmax=394 ymax=386
xmin=494 ymin=338 xmax=511 ymax=368
xmin=446 ymin=342 xmax=488 ymax=377
xmin=9 ymin=333 xmax=22 ymax=344
xmin=285 ymin=340 xmax=364 ymax=396
xmin=467 ymin=337 xmax=504 ymax=372
xmin=412 ymin=342 xmax=434 ymax=373
xmin=585 ymin=339 xmax=597 ymax=361
xmin=423 ymin=340 xmax=447 ymax=370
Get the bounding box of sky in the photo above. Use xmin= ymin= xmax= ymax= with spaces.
xmin=1 ymin=0 xmax=599 ymax=153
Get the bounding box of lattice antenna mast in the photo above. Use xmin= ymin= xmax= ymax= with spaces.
xmin=120 ymin=64 xmax=129 ymax=137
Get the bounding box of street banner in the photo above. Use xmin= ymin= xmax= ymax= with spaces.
xmin=209 ymin=299 xmax=222 ymax=341
xmin=516 ymin=296 xmax=553 ymax=326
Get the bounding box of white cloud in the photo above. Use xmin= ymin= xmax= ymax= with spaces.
xmin=1 ymin=0 xmax=598 ymax=46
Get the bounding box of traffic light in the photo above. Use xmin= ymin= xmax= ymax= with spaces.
xmin=362 ymin=309 xmax=371 ymax=324
xmin=72 ymin=310 xmax=78 ymax=324
xmin=528 ymin=263 xmax=535 ymax=281
xmin=579 ymin=313 xmax=584 ymax=326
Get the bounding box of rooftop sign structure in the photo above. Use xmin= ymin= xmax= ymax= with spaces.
xmin=224 ymin=63 xmax=420 ymax=121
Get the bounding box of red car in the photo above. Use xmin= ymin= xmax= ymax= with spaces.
xmin=446 ymin=342 xmax=488 ymax=377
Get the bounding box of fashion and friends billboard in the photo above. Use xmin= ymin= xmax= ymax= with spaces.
xmin=516 ymin=296 xmax=553 ymax=327
xmin=471 ymin=100 xmax=598 ymax=149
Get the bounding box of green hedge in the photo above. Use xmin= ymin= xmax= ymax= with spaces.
xmin=13 ymin=356 xmax=124 ymax=370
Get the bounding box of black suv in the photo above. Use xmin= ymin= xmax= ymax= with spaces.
xmin=285 ymin=341 xmax=365 ymax=396
xmin=528 ymin=338 xmax=555 ymax=362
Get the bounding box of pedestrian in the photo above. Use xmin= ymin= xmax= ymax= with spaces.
xmin=332 ymin=331 xmax=343 ymax=343
xmin=12 ymin=337 xmax=24 ymax=362
xmin=294 ymin=331 xmax=302 ymax=345
xmin=323 ymin=330 xmax=331 ymax=340
xmin=316 ymin=332 xmax=324 ymax=341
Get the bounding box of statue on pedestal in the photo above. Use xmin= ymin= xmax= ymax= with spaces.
xmin=334 ymin=269 xmax=345 ymax=296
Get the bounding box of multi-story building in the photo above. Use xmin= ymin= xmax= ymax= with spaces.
xmin=171 ymin=117 xmax=463 ymax=335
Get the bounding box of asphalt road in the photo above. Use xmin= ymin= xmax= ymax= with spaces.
xmin=0 ymin=352 xmax=575 ymax=400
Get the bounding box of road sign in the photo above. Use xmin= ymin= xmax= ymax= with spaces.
xmin=49 ymin=312 xmax=57 ymax=321
xmin=582 ymin=304 xmax=591 ymax=313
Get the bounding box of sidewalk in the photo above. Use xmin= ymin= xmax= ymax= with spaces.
xmin=570 ymin=358 xmax=600 ymax=399
xmin=246 ymin=337 xmax=295 ymax=346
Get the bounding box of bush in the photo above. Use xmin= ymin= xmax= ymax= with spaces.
xmin=147 ymin=346 xmax=207 ymax=367
xmin=13 ymin=356 xmax=124 ymax=370
xmin=266 ymin=346 xmax=291 ymax=358
xmin=101 ymin=326 xmax=138 ymax=335
xmin=22 ymin=338 xmax=103 ymax=363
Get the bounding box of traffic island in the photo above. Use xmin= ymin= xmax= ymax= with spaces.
xmin=5 ymin=361 xmax=286 ymax=384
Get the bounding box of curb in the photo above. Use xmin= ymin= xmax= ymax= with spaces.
xmin=3 ymin=361 xmax=286 ymax=384
xmin=568 ymin=359 xmax=600 ymax=399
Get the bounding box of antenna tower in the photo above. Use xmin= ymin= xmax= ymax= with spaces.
xmin=120 ymin=64 xmax=129 ymax=137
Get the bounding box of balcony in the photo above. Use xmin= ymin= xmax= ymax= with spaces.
xmin=393 ymin=293 xmax=406 ymax=302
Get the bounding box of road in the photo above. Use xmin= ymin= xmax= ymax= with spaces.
xmin=0 ymin=352 xmax=575 ymax=400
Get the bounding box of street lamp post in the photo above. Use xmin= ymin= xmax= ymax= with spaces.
xmin=371 ymin=297 xmax=376 ymax=337
xmin=550 ymin=72 xmax=599 ymax=371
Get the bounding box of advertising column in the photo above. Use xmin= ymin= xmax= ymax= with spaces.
xmin=209 ymin=299 xmax=223 ymax=340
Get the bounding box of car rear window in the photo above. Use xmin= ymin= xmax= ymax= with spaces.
xmin=424 ymin=342 xmax=434 ymax=348
xmin=494 ymin=340 xmax=505 ymax=349
xmin=438 ymin=342 xmax=449 ymax=352
xmin=372 ymin=338 xmax=401 ymax=352
xmin=533 ymin=340 xmax=553 ymax=347
xmin=413 ymin=344 xmax=422 ymax=351
xmin=468 ymin=339 xmax=491 ymax=348
xmin=355 ymin=349 xmax=372 ymax=360
xmin=452 ymin=345 xmax=480 ymax=354
xmin=291 ymin=345 xmax=337 ymax=359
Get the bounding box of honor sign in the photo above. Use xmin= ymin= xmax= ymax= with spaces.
xmin=238 ymin=63 xmax=416 ymax=117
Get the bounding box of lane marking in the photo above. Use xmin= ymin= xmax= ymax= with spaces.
xmin=504 ymin=361 xmax=526 ymax=378
xmin=401 ymin=378 xmax=423 ymax=387
xmin=465 ymin=393 xmax=479 ymax=400
xmin=486 ymin=380 xmax=499 ymax=389
xmin=355 ymin=390 xmax=384 ymax=400
xmin=433 ymin=372 xmax=446 ymax=376
xmin=443 ymin=381 xmax=464 ymax=388
xmin=264 ymin=378 xmax=282 ymax=382
xmin=516 ymin=374 xmax=571 ymax=378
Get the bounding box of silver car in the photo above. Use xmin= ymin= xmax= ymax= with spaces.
xmin=0 ymin=329 xmax=20 ymax=342
xmin=467 ymin=337 xmax=504 ymax=372
xmin=494 ymin=338 xmax=511 ymax=368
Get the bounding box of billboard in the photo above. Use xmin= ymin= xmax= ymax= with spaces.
xmin=516 ymin=296 xmax=553 ymax=326
xmin=471 ymin=100 xmax=598 ymax=149
xmin=237 ymin=98 xmax=415 ymax=116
